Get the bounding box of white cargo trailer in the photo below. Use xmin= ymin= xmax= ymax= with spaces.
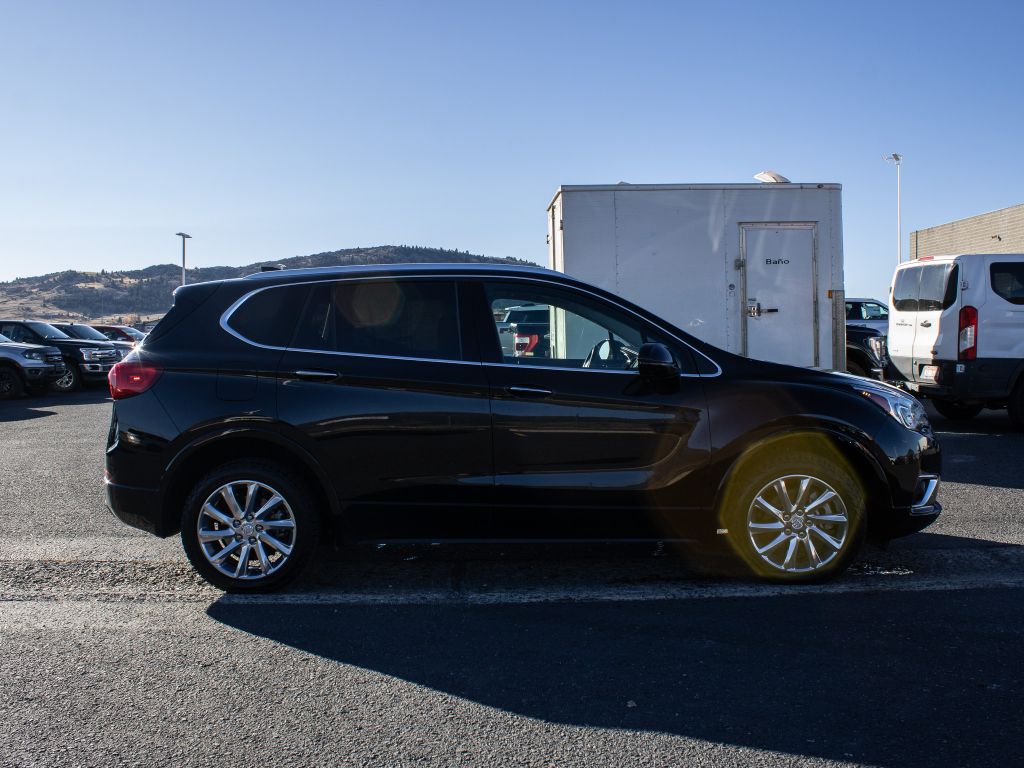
xmin=547 ymin=183 xmax=845 ymax=370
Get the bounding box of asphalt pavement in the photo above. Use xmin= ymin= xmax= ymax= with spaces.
xmin=1 ymin=388 xmax=1022 ymax=767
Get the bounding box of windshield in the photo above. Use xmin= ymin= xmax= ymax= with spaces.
xmin=62 ymin=324 xmax=110 ymax=341
xmin=506 ymin=307 xmax=549 ymax=324
xmin=26 ymin=321 xmax=71 ymax=340
xmin=122 ymin=327 xmax=145 ymax=340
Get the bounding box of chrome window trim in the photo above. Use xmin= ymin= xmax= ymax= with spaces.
xmin=219 ymin=273 xmax=723 ymax=377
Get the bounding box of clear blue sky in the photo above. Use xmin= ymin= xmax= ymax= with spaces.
xmin=2 ymin=0 xmax=1022 ymax=299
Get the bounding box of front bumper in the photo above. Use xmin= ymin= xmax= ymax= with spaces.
xmin=80 ymin=362 xmax=116 ymax=381
xmin=22 ymin=362 xmax=67 ymax=383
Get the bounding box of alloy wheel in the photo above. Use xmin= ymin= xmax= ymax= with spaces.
xmin=197 ymin=480 xmax=298 ymax=580
xmin=746 ymin=474 xmax=849 ymax=573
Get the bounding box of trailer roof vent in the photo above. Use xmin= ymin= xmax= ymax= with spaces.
xmin=753 ymin=170 xmax=791 ymax=183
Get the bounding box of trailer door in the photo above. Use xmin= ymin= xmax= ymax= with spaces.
xmin=741 ymin=223 xmax=818 ymax=367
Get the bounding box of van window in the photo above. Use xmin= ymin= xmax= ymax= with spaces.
xmin=892 ymin=264 xmax=958 ymax=311
xmin=991 ymin=263 xmax=1024 ymax=305
xmin=293 ymin=280 xmax=461 ymax=361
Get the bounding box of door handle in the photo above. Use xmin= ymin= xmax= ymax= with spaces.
xmin=505 ymin=385 xmax=553 ymax=398
xmin=920 ymin=320 xmax=932 ymax=328
xmin=291 ymin=369 xmax=339 ymax=381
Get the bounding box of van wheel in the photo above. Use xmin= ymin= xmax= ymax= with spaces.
xmin=1008 ymin=381 xmax=1024 ymax=430
xmin=721 ymin=450 xmax=866 ymax=582
xmin=932 ymin=400 xmax=983 ymax=421
xmin=181 ymin=461 xmax=320 ymax=592
xmin=0 ymin=365 xmax=24 ymax=400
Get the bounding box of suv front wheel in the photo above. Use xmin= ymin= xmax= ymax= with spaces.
xmin=721 ymin=449 xmax=866 ymax=582
xmin=181 ymin=461 xmax=320 ymax=591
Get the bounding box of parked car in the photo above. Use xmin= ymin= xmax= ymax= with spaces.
xmin=888 ymin=254 xmax=1024 ymax=426
xmin=51 ymin=323 xmax=134 ymax=357
xmin=845 ymin=297 xmax=889 ymax=333
xmin=0 ymin=332 xmax=66 ymax=398
xmin=105 ymin=264 xmax=941 ymax=591
xmin=0 ymin=320 xmax=120 ymax=392
xmin=92 ymin=324 xmax=147 ymax=344
xmin=496 ymin=304 xmax=549 ymax=355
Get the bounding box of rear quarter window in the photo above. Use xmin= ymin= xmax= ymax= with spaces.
xmin=227 ymin=284 xmax=312 ymax=347
xmin=991 ymin=262 xmax=1024 ymax=305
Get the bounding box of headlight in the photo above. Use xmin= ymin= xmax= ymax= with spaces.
xmin=867 ymin=336 xmax=887 ymax=361
xmin=856 ymin=382 xmax=928 ymax=431
xmin=21 ymin=349 xmax=45 ymax=360
xmin=80 ymin=348 xmax=100 ymax=361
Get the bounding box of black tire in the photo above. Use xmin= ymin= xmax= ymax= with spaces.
xmin=931 ymin=399 xmax=983 ymax=421
xmin=51 ymin=362 xmax=81 ymax=393
xmin=181 ymin=461 xmax=320 ymax=592
xmin=845 ymin=359 xmax=868 ymax=377
xmin=1008 ymin=380 xmax=1024 ymax=431
xmin=720 ymin=446 xmax=866 ymax=583
xmin=0 ymin=365 xmax=25 ymax=400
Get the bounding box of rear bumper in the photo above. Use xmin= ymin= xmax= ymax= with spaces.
xmin=904 ymin=357 xmax=1021 ymax=402
xmin=104 ymin=477 xmax=172 ymax=537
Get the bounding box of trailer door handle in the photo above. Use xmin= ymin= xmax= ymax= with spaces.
xmin=292 ymin=369 xmax=340 ymax=381
xmin=920 ymin=320 xmax=932 ymax=328
xmin=505 ymin=385 xmax=553 ymax=398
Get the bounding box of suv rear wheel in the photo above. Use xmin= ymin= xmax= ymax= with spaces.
xmin=181 ymin=461 xmax=320 ymax=591
xmin=721 ymin=449 xmax=866 ymax=582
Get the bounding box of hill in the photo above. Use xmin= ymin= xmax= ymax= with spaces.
xmin=0 ymin=245 xmax=533 ymax=324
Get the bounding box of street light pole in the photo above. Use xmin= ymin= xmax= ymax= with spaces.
xmin=175 ymin=232 xmax=192 ymax=286
xmin=885 ymin=154 xmax=903 ymax=264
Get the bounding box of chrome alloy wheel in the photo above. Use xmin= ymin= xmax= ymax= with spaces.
xmin=746 ymin=474 xmax=849 ymax=573
xmin=197 ymin=480 xmax=297 ymax=580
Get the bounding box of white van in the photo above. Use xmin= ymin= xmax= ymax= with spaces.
xmin=887 ymin=254 xmax=1024 ymax=426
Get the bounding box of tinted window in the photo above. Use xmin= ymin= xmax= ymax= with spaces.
xmin=991 ymin=262 xmax=1024 ymax=305
xmin=293 ymin=280 xmax=461 ymax=361
xmin=229 ymin=284 xmax=311 ymax=347
xmin=893 ymin=264 xmax=957 ymax=311
xmin=892 ymin=268 xmax=921 ymax=311
xmin=58 ymin=324 xmax=109 ymax=341
xmin=26 ymin=321 xmax=70 ymax=340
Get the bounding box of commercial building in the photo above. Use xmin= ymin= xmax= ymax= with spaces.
xmin=911 ymin=202 xmax=1024 ymax=259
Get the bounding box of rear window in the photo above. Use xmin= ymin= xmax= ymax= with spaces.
xmin=292 ymin=279 xmax=461 ymax=361
xmin=228 ymin=284 xmax=311 ymax=347
xmin=991 ymin=262 xmax=1024 ymax=305
xmin=892 ymin=264 xmax=958 ymax=311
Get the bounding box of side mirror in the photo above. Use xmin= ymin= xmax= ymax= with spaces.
xmin=637 ymin=342 xmax=679 ymax=379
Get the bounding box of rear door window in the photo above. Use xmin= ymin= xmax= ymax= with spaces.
xmin=292 ymin=279 xmax=462 ymax=361
xmin=892 ymin=264 xmax=958 ymax=311
xmin=991 ymin=262 xmax=1024 ymax=305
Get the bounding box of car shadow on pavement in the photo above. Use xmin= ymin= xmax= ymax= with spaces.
xmin=208 ymin=582 xmax=1022 ymax=766
xmin=0 ymin=386 xmax=110 ymax=421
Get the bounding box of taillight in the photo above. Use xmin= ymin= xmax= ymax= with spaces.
xmin=108 ymin=356 xmax=162 ymax=399
xmin=513 ymin=334 xmax=539 ymax=356
xmin=958 ymin=306 xmax=978 ymax=361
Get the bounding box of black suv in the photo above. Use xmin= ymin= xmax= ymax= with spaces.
xmin=0 ymin=320 xmax=120 ymax=392
xmin=105 ymin=264 xmax=942 ymax=591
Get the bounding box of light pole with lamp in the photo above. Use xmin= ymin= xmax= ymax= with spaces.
xmin=885 ymin=154 xmax=903 ymax=263
xmin=175 ymin=232 xmax=191 ymax=286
